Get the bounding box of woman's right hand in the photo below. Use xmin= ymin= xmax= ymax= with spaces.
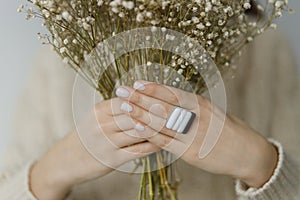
xmin=30 ymin=98 xmax=159 ymax=200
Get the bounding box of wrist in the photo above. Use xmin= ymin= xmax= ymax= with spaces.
xmin=30 ymin=160 xmax=72 ymax=200
xmin=238 ymin=136 xmax=278 ymax=188
xmin=29 ymin=134 xmax=78 ymax=200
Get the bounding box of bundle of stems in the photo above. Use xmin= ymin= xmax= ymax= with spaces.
xmin=137 ymin=153 xmax=180 ymax=200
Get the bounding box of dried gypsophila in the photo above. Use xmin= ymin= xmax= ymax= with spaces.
xmin=20 ymin=0 xmax=289 ymax=81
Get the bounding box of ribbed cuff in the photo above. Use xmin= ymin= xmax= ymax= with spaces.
xmin=0 ymin=160 xmax=38 ymax=200
xmin=235 ymin=139 xmax=300 ymax=200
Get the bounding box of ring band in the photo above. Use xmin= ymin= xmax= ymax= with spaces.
xmin=166 ymin=107 xmax=196 ymax=134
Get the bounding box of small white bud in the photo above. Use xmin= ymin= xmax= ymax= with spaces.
xmin=136 ymin=13 xmax=144 ymax=22
xmin=63 ymin=39 xmax=69 ymax=45
xmin=17 ymin=4 xmax=24 ymax=13
xmin=270 ymin=23 xmax=277 ymax=29
xmin=196 ymin=23 xmax=205 ymax=30
xmin=243 ymin=3 xmax=251 ymax=10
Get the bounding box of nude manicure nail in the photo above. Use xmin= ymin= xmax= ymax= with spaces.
xmin=135 ymin=123 xmax=145 ymax=131
xmin=133 ymin=81 xmax=145 ymax=91
xmin=116 ymin=87 xmax=130 ymax=98
xmin=120 ymin=102 xmax=133 ymax=112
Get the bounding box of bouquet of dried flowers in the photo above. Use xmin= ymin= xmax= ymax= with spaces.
xmin=20 ymin=0 xmax=289 ymax=199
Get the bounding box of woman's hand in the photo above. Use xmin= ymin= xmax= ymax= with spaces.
xmin=30 ymin=98 xmax=159 ymax=200
xmin=116 ymin=80 xmax=278 ymax=188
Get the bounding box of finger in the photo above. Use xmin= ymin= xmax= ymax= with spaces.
xmin=119 ymin=101 xmax=187 ymax=141
xmin=113 ymin=119 xmax=187 ymax=155
xmin=94 ymin=98 xmax=130 ymax=116
xmin=145 ymin=131 xmax=186 ymax=156
xmin=100 ymin=114 xmax=136 ymax=132
xmin=118 ymin=142 xmax=160 ymax=161
xmin=116 ymin=86 xmax=174 ymax=119
xmin=108 ymin=130 xmax=146 ymax=148
xmin=133 ymin=80 xmax=199 ymax=109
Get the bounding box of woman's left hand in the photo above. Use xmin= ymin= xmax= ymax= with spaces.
xmin=116 ymin=80 xmax=278 ymax=188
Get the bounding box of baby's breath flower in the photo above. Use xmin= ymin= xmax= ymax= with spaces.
xmin=60 ymin=47 xmax=67 ymax=54
xmin=146 ymin=12 xmax=152 ymax=18
xmin=63 ymin=57 xmax=70 ymax=64
xmin=111 ymin=7 xmax=119 ymax=13
xmin=243 ymin=2 xmax=251 ymax=10
xmin=82 ymin=22 xmax=90 ymax=30
xmin=136 ymin=13 xmax=144 ymax=22
xmin=192 ymin=17 xmax=200 ymax=24
xmin=118 ymin=12 xmax=125 ymax=18
xmin=275 ymin=11 xmax=283 ymax=17
xmin=246 ymin=36 xmax=253 ymax=42
xmin=62 ymin=11 xmax=72 ymax=22
xmin=196 ymin=23 xmax=205 ymax=30
xmin=122 ymin=1 xmax=134 ymax=10
xmin=63 ymin=39 xmax=69 ymax=45
xmin=270 ymin=23 xmax=278 ymax=29
xmin=17 ymin=4 xmax=24 ymax=13
xmin=205 ymin=22 xmax=212 ymax=27
xmin=97 ymin=0 xmax=104 ymax=6
xmin=166 ymin=34 xmax=175 ymax=41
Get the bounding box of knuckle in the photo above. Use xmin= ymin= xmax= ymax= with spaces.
xmin=144 ymin=113 xmax=153 ymax=125
xmin=146 ymin=84 xmax=156 ymax=95
xmin=169 ymin=93 xmax=180 ymax=105
xmin=165 ymin=106 xmax=174 ymax=117
xmin=150 ymin=118 xmax=165 ymax=131
xmin=199 ymin=96 xmax=212 ymax=110
xmin=98 ymin=121 xmax=111 ymax=133
xmin=94 ymin=99 xmax=114 ymax=114
xmin=94 ymin=103 xmax=103 ymax=112
xmin=132 ymin=145 xmax=143 ymax=153
xmin=142 ymin=144 xmax=155 ymax=154
xmin=132 ymin=107 xmax=144 ymax=119
xmin=130 ymin=92 xmax=141 ymax=104
xmin=160 ymin=137 xmax=171 ymax=147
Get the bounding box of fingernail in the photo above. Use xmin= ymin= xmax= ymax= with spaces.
xmin=116 ymin=87 xmax=130 ymax=98
xmin=133 ymin=81 xmax=145 ymax=91
xmin=135 ymin=123 xmax=145 ymax=131
xmin=120 ymin=102 xmax=133 ymax=112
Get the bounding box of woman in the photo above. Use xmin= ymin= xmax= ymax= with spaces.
xmin=0 ymin=29 xmax=300 ymax=199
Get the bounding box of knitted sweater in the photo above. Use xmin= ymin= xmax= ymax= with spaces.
xmin=0 ymin=31 xmax=299 ymax=199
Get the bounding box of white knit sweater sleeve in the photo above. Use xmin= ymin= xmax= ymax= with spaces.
xmin=0 ymin=160 xmax=37 ymax=200
xmin=0 ymin=48 xmax=75 ymax=200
